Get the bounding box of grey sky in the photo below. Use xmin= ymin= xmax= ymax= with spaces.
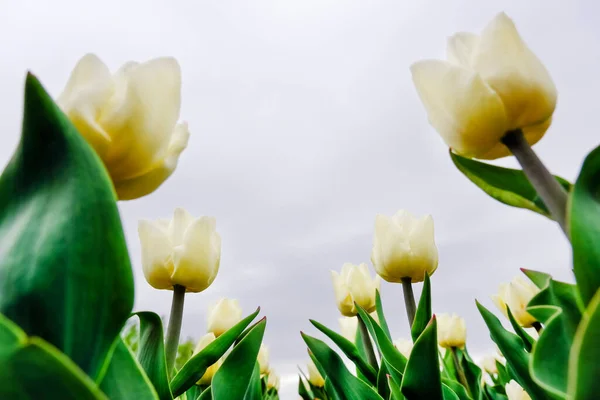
xmin=1 ymin=0 xmax=598 ymax=397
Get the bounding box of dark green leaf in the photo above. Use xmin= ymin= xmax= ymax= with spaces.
xmin=298 ymin=374 xmax=313 ymax=400
xmin=388 ymin=375 xmax=405 ymax=400
xmin=377 ymin=362 xmax=391 ymax=399
xmin=185 ymin=385 xmax=202 ymax=400
xmin=442 ymin=384 xmax=461 ymax=400
xmin=458 ymin=348 xmax=484 ymax=400
xmin=0 ymin=74 xmax=134 ymax=380
xmin=243 ymin=362 xmax=262 ymax=400
xmin=375 ymin=290 xmax=392 ymax=340
xmin=411 ymin=272 xmax=432 ymax=342
xmin=197 ymin=386 xmax=211 ymax=400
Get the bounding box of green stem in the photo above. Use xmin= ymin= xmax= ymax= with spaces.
xmin=401 ymin=277 xmax=416 ymax=327
xmin=357 ymin=316 xmax=378 ymax=370
xmin=501 ymin=129 xmax=569 ymax=237
xmin=451 ymin=347 xmax=472 ymax=398
xmin=165 ymin=284 xmax=186 ymax=377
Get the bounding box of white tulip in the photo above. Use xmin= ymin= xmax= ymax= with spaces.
xmin=266 ymin=368 xmax=280 ymax=391
xmin=481 ymin=355 xmax=500 ymax=375
xmin=207 ymin=298 xmax=243 ymax=337
xmin=492 ymin=276 xmax=540 ymax=328
xmin=258 ymin=344 xmax=270 ymax=375
xmin=411 ymin=13 xmax=556 ymax=160
xmin=138 ymin=208 xmax=220 ymax=292
xmin=371 ymin=210 xmax=438 ymax=283
xmin=331 ymin=263 xmax=381 ymax=317
xmin=193 ymin=333 xmax=222 ymax=385
xmin=339 ymin=317 xmax=359 ymax=342
xmin=505 ymin=380 xmax=531 ymax=400
xmin=393 ymin=338 xmax=413 ymax=358
xmin=437 ymin=313 xmax=467 ymax=349
xmin=307 ymin=359 xmax=325 ymax=387
xmin=57 ymin=54 xmax=189 ymax=199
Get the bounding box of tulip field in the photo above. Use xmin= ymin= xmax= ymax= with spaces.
xmin=1 ymin=10 xmax=600 ymax=400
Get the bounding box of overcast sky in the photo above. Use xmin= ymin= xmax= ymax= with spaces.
xmin=1 ymin=0 xmax=598 ymax=397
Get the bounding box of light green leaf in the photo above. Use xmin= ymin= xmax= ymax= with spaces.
xmin=411 ymin=272 xmax=432 ymax=342
xmin=375 ymin=290 xmax=392 ymax=340
xmin=243 ymin=362 xmax=262 ymax=400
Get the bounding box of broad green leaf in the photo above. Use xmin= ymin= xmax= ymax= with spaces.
xmin=310 ymin=319 xmax=377 ymax=384
xmin=0 ymin=74 xmax=134 ymax=380
xmin=484 ymin=384 xmax=509 ymax=400
xmin=441 ymin=349 xmax=456 ymax=380
xmin=388 ymin=375 xmax=405 ymax=400
xmin=212 ymin=318 xmax=267 ymax=400
xmin=0 ymin=313 xmax=108 ymax=399
xmin=450 ymin=151 xmax=572 ymax=219
xmin=442 ymin=384 xmax=461 ymax=400
xmin=401 ymin=317 xmax=442 ymax=399
xmin=568 ymin=288 xmax=600 ymax=399
xmin=442 ymin=378 xmax=470 ymax=400
xmin=476 ymin=302 xmax=549 ymax=399
xmin=375 ymin=290 xmax=392 ymax=340
xmin=457 ymin=348 xmax=484 ymax=400
xmin=298 ymin=374 xmax=313 ymax=400
xmin=243 ymin=362 xmax=262 ymax=400
xmin=197 ymin=386 xmax=211 ymax=400
xmin=377 ymin=361 xmax=391 ymax=399
xmin=134 ymin=312 xmax=173 ymax=400
xmin=170 ymin=308 xmax=260 ymax=397
xmin=99 ymin=339 xmax=159 ymax=400
xmin=411 ymin=272 xmax=432 ymax=342
xmin=506 ymin=308 xmax=534 ymax=352
xmin=570 ymin=144 xmax=600 ymax=305
xmin=520 ymin=269 xmax=552 ymax=289
xmin=185 ymin=385 xmax=201 ymax=400
xmin=496 ymin=361 xmax=510 ymax=386
xmin=302 ymin=333 xmax=383 ymax=400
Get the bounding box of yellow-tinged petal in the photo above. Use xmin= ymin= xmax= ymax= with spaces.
xmin=138 ymin=220 xmax=174 ymax=290
xmin=476 ymin=117 xmax=552 ymax=160
xmin=447 ymin=32 xmax=479 ymax=67
xmin=206 ymin=298 xmax=243 ymax=337
xmin=411 ymin=60 xmax=508 ymax=159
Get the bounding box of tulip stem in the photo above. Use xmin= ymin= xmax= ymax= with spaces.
xmin=451 ymin=347 xmax=472 ymax=398
xmin=401 ymin=278 xmax=417 ymax=327
xmin=501 ymin=129 xmax=569 ymax=237
xmin=165 ymin=284 xmax=186 ymax=377
xmin=357 ymin=317 xmax=378 ymax=370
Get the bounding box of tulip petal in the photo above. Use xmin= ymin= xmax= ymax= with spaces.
xmin=113 ymin=122 xmax=190 ymax=200
xmin=477 ymin=117 xmax=552 ymax=160
xmin=471 ymin=12 xmax=556 ymax=129
xmin=138 ymin=220 xmax=174 ymax=290
xmin=411 ymin=60 xmax=509 ymax=159
xmin=169 ymin=207 xmax=195 ymax=247
xmin=447 ymin=32 xmax=479 ymax=67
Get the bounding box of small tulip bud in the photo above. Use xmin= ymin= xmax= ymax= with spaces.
xmin=492 ymin=276 xmax=540 ymax=328
xmin=437 ymin=313 xmax=467 ymax=349
xmin=331 ymin=263 xmax=380 ymax=317
xmin=207 ymin=298 xmax=243 ymax=337
xmin=307 ymin=359 xmax=325 ymax=387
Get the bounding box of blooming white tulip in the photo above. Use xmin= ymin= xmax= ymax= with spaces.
xmin=331 ymin=263 xmax=381 ymax=317
xmin=258 ymin=344 xmax=270 ymax=375
xmin=207 ymin=298 xmax=243 ymax=337
xmin=193 ymin=333 xmax=222 ymax=385
xmin=138 ymin=208 xmax=220 ymax=292
xmin=411 ymin=13 xmax=556 ymax=160
xmin=437 ymin=313 xmax=467 ymax=349
xmin=266 ymin=368 xmax=280 ymax=390
xmin=57 ymin=54 xmax=189 ymax=200
xmin=492 ymin=276 xmax=540 ymax=327
xmin=371 ymin=210 xmax=438 ymax=283
xmin=393 ymin=338 xmax=413 ymax=358
xmin=505 ymin=380 xmax=531 ymax=400
xmin=307 ymin=359 xmax=325 ymax=387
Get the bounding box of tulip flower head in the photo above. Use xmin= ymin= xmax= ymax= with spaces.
xmin=307 ymin=359 xmax=325 ymax=387
xmin=193 ymin=333 xmax=222 ymax=385
xmin=138 ymin=208 xmax=221 ymax=292
xmin=371 ymin=210 xmax=438 ymax=283
xmin=437 ymin=313 xmax=467 ymax=349
xmin=393 ymin=338 xmax=413 ymax=358
xmin=411 ymin=13 xmax=556 ymax=160
xmin=339 ymin=316 xmax=359 ymax=342
xmin=207 ymin=298 xmax=243 ymax=337
xmin=505 ymin=380 xmax=532 ymax=400
xmin=492 ymin=276 xmax=540 ymax=328
xmin=266 ymin=368 xmax=280 ymax=391
xmin=57 ymin=54 xmax=189 ymax=200
xmin=331 ymin=263 xmax=381 ymax=317
xmin=258 ymin=344 xmax=270 ymax=375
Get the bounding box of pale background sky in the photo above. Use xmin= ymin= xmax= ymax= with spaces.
xmin=1 ymin=0 xmax=598 ymax=398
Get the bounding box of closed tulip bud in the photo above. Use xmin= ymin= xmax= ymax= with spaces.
xmin=193 ymin=333 xmax=222 ymax=385
xmin=266 ymin=368 xmax=280 ymax=391
xmin=411 ymin=13 xmax=556 ymax=160
xmin=138 ymin=208 xmax=221 ymax=292
xmin=505 ymin=380 xmax=531 ymax=400
xmin=481 ymin=355 xmax=499 ymax=375
xmin=437 ymin=313 xmax=467 ymax=349
xmin=331 ymin=263 xmax=381 ymax=317
xmin=307 ymin=360 xmax=325 ymax=387
xmin=371 ymin=210 xmax=438 ymax=283
xmin=492 ymin=276 xmax=540 ymax=328
xmin=393 ymin=338 xmax=413 ymax=358
xmin=258 ymin=344 xmax=270 ymax=375
xmin=57 ymin=54 xmax=189 ymax=200
xmin=339 ymin=317 xmax=359 ymax=342
xmin=207 ymin=298 xmax=243 ymax=337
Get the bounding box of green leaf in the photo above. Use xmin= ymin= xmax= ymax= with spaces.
xmin=568 ymin=288 xmax=600 ymax=399
xmin=309 ymin=319 xmax=377 ymax=384
xmin=496 ymin=361 xmax=510 ymax=386
xmin=298 ymin=374 xmax=313 ymax=400
xmin=212 ymin=318 xmax=267 ymax=400
xmin=0 ymin=74 xmax=134 ymax=380
xmin=450 ymin=151 xmax=572 ymax=219
xmin=377 ymin=361 xmax=391 ymax=399
xmin=375 ymin=290 xmax=392 ymax=340
xmin=243 ymin=362 xmax=262 ymax=400
xmin=302 ymin=333 xmax=383 ymax=400
xmin=170 ymin=308 xmax=260 ymax=397
xmin=0 ymin=313 xmax=108 ymax=399
xmin=484 ymin=384 xmax=508 ymax=400
xmin=506 ymin=307 xmax=535 ymax=353
xmin=134 ymin=312 xmax=173 ymax=400
xmin=185 ymin=385 xmax=202 ymax=400
xmin=457 ymin=348 xmax=484 ymax=400
xmin=411 ymin=272 xmax=432 ymax=342
xmin=442 ymin=378 xmax=471 ymax=400
xmin=520 ymin=269 xmax=552 ymax=289
xmin=197 ymin=386 xmax=211 ymax=400
xmin=99 ymin=339 xmax=159 ymax=400
xmin=571 ymin=144 xmax=600 ymax=305
xmin=388 ymin=375 xmax=405 ymax=400
xmin=476 ymin=302 xmax=549 ymax=399
xmin=442 ymin=384 xmax=461 ymax=400
xmin=401 ymin=317 xmax=442 ymax=400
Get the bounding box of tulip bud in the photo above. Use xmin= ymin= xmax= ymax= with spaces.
xmin=492 ymin=276 xmax=540 ymax=328
xmin=339 ymin=317 xmax=359 ymax=342
xmin=393 ymin=338 xmax=413 ymax=358
xmin=193 ymin=333 xmax=222 ymax=385
xmin=505 ymin=380 xmax=531 ymax=400
xmin=437 ymin=313 xmax=467 ymax=349
xmin=410 ymin=13 xmax=556 ymax=160
xmin=481 ymin=355 xmax=500 ymax=375
xmin=57 ymin=54 xmax=189 ymax=200
xmin=258 ymin=344 xmax=270 ymax=375
xmin=331 ymin=263 xmax=380 ymax=317
xmin=207 ymin=298 xmax=243 ymax=337
xmin=138 ymin=208 xmax=221 ymax=292
xmin=307 ymin=359 xmax=325 ymax=387
xmin=371 ymin=210 xmax=438 ymax=283
xmin=266 ymin=368 xmax=280 ymax=391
